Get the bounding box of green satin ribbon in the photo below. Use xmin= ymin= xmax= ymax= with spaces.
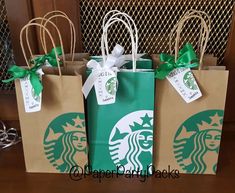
xmin=31 ymin=47 xmax=62 ymax=67
xmin=2 ymin=64 xmax=43 ymax=96
xmin=155 ymin=43 xmax=199 ymax=79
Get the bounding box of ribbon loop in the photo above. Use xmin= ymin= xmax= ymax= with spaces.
xmin=2 ymin=64 xmax=43 ymax=96
xmin=111 ymin=44 xmax=124 ymax=57
xmin=107 ymin=44 xmax=126 ymax=68
xmin=82 ymin=45 xmax=123 ymax=98
xmin=82 ymin=60 xmax=101 ymax=98
xmin=155 ymin=43 xmax=199 ymax=79
xmin=32 ymin=47 xmax=62 ymax=67
xmin=2 ymin=47 xmax=62 ymax=95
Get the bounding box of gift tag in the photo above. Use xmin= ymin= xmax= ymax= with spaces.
xmin=20 ymin=75 xmax=42 ymax=113
xmin=94 ymin=69 xmax=117 ymax=105
xmin=167 ymin=68 xmax=202 ymax=103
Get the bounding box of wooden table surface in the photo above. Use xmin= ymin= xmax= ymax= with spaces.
xmin=1 ymin=124 xmax=235 ymax=193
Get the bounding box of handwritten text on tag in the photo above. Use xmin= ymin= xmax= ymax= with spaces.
xmin=94 ymin=70 xmax=117 ymax=105
xmin=167 ymin=68 xmax=202 ymax=103
xmin=20 ymin=75 xmax=42 ymax=113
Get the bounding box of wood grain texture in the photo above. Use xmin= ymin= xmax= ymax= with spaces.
xmin=223 ymin=7 xmax=235 ymax=122
xmin=5 ymin=0 xmax=38 ymax=66
xmin=31 ymin=0 xmax=83 ymax=53
xmin=0 ymin=92 xmax=18 ymax=121
xmin=0 ymin=124 xmax=234 ymax=193
xmin=224 ymin=6 xmax=235 ymax=71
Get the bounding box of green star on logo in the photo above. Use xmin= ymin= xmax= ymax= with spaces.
xmin=141 ymin=113 xmax=153 ymax=126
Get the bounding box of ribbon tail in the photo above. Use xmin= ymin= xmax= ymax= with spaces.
xmin=82 ymin=71 xmax=99 ymax=98
xmin=155 ymin=69 xmax=172 ymax=80
xmin=160 ymin=53 xmax=175 ymax=63
xmin=46 ymin=58 xmax=58 ymax=67
xmin=122 ymin=53 xmax=146 ymax=61
xmin=31 ymin=56 xmax=45 ymax=66
xmin=177 ymin=43 xmax=199 ymax=68
xmin=114 ymin=56 xmax=128 ymax=68
xmin=50 ymin=47 xmax=63 ymax=57
xmin=2 ymin=77 xmax=16 ymax=83
xmin=155 ymin=54 xmax=175 ymax=79
xmin=2 ymin=65 xmax=28 ymax=83
xmin=30 ymin=73 xmax=43 ymax=96
xmin=48 ymin=47 xmax=62 ymax=66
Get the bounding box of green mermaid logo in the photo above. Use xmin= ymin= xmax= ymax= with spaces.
xmin=105 ymin=77 xmax=117 ymax=95
xmin=43 ymin=113 xmax=88 ymax=173
xmin=174 ymin=110 xmax=223 ymax=174
xmin=183 ymin=71 xmax=198 ymax=90
xmin=109 ymin=110 xmax=153 ymax=173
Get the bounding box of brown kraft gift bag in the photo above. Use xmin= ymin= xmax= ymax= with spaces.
xmin=15 ymin=22 xmax=88 ymax=173
xmin=153 ymin=10 xmax=229 ymax=175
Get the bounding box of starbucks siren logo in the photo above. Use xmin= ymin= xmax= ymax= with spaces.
xmin=105 ymin=77 xmax=117 ymax=95
xmin=109 ymin=110 xmax=153 ymax=173
xmin=183 ymin=71 xmax=198 ymax=90
xmin=43 ymin=113 xmax=87 ymax=173
xmin=173 ymin=110 xmax=223 ymax=174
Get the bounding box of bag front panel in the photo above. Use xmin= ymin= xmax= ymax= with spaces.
xmin=154 ymin=70 xmax=229 ymax=174
xmin=15 ymin=74 xmax=88 ymax=173
xmin=87 ymin=71 xmax=155 ymax=173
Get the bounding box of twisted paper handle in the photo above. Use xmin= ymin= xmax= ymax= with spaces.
xmin=169 ymin=10 xmax=211 ymax=70
xmin=20 ymin=22 xmax=61 ymax=76
xmin=26 ymin=17 xmax=65 ymax=64
xmin=101 ymin=11 xmax=138 ymax=72
xmin=40 ymin=11 xmax=76 ymax=61
xmin=102 ymin=10 xmax=138 ymax=59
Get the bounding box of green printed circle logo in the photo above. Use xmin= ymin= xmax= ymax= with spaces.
xmin=173 ymin=110 xmax=224 ymax=174
xmin=43 ymin=113 xmax=87 ymax=173
xmin=109 ymin=110 xmax=153 ymax=173
xmin=183 ymin=71 xmax=198 ymax=90
xmin=105 ymin=77 xmax=117 ymax=95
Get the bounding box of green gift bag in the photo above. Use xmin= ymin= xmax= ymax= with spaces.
xmin=83 ymin=11 xmax=155 ymax=174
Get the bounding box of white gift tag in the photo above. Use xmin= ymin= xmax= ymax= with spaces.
xmin=20 ymin=75 xmax=42 ymax=113
xmin=166 ymin=68 xmax=202 ymax=103
xmin=94 ymin=69 xmax=117 ymax=105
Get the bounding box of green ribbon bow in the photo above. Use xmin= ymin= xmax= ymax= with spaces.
xmin=31 ymin=47 xmax=62 ymax=67
xmin=2 ymin=64 xmax=43 ymax=96
xmin=155 ymin=43 xmax=199 ymax=79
